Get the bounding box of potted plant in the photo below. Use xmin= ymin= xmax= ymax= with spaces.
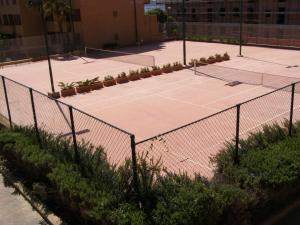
xmin=215 ymin=54 xmax=223 ymax=62
xmin=151 ymin=66 xmax=162 ymax=76
xmin=189 ymin=59 xmax=198 ymax=67
xmin=58 ymin=82 xmax=76 ymax=97
xmin=90 ymin=77 xmax=103 ymax=90
xmin=103 ymin=75 xmax=116 ymax=87
xmin=127 ymin=70 xmax=140 ymax=81
xmin=207 ymin=56 xmax=216 ymax=64
xmin=116 ymin=72 xmax=129 ymax=84
xmin=199 ymin=57 xmax=207 ymax=66
xmin=76 ymin=79 xmax=92 ymax=94
xmin=223 ymin=52 xmax=230 ymax=61
xmin=140 ymin=67 xmax=152 ymax=78
xmin=173 ymin=62 xmax=183 ymax=71
xmin=162 ymin=63 xmax=173 ymax=73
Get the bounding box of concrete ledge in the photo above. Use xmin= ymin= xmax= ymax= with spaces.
xmin=0 ymin=166 xmax=62 ymax=225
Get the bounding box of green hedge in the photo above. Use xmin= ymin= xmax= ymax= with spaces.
xmin=1 ymin=122 xmax=300 ymax=225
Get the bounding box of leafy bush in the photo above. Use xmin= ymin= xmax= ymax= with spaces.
xmin=58 ymin=82 xmax=75 ymax=91
xmin=104 ymin=75 xmax=115 ymax=81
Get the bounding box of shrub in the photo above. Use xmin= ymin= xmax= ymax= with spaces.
xmin=151 ymin=66 xmax=161 ymax=71
xmin=104 ymin=75 xmax=115 ymax=81
xmin=140 ymin=67 xmax=150 ymax=74
xmin=117 ymin=72 xmax=127 ymax=78
xmin=76 ymin=79 xmax=92 ymax=87
xmin=215 ymin=54 xmax=223 ymax=62
xmin=223 ymin=52 xmax=230 ymax=61
xmin=58 ymin=82 xmax=75 ymax=91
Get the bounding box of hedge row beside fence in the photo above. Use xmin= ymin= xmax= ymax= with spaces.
xmin=1 ymin=123 xmax=300 ymax=225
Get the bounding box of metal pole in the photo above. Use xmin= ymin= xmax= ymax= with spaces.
xmin=133 ymin=0 xmax=139 ymax=44
xmin=40 ymin=1 xmax=56 ymax=94
xmin=130 ymin=135 xmax=141 ymax=208
xmin=239 ymin=0 xmax=243 ymax=57
xmin=2 ymin=77 xmax=12 ymax=128
xmin=29 ymin=88 xmax=40 ymax=143
xmin=69 ymin=106 xmax=79 ymax=163
xmin=289 ymin=83 xmax=296 ymax=137
xmin=68 ymin=0 xmax=75 ymax=51
xmin=235 ymin=104 xmax=241 ymax=165
xmin=182 ymin=0 xmax=187 ymax=65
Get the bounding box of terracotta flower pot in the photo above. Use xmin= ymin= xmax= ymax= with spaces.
xmin=162 ymin=67 xmax=173 ymax=73
xmin=91 ymin=81 xmax=103 ymax=90
xmin=127 ymin=74 xmax=140 ymax=81
xmin=61 ymin=88 xmax=76 ymax=97
xmin=76 ymin=85 xmax=91 ymax=94
xmin=48 ymin=92 xmax=61 ymax=99
xmin=151 ymin=70 xmax=162 ymax=76
xmin=103 ymin=79 xmax=116 ymax=87
xmin=140 ymin=72 xmax=152 ymax=78
xmin=173 ymin=65 xmax=183 ymax=71
xmin=116 ymin=77 xmax=129 ymax=84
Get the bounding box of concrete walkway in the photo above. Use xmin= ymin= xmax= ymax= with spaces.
xmin=0 ymin=173 xmax=47 ymax=225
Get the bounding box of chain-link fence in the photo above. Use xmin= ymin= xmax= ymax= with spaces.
xmin=0 ymin=33 xmax=81 ymax=63
xmin=136 ymin=82 xmax=300 ymax=178
xmin=0 ymin=74 xmax=300 ymax=181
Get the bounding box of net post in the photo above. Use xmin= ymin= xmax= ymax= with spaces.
xmin=130 ymin=134 xmax=142 ymax=208
xmin=2 ymin=77 xmax=12 ymax=128
xmin=261 ymin=73 xmax=264 ymax=85
xmin=289 ymin=83 xmax=296 ymax=137
xmin=69 ymin=106 xmax=79 ymax=163
xmin=84 ymin=47 xmax=87 ymax=56
xmin=234 ymin=104 xmax=241 ymax=165
xmin=194 ymin=60 xmax=196 ymax=75
xmin=29 ymin=88 xmax=40 ymax=145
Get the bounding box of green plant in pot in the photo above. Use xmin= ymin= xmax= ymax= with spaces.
xmin=199 ymin=57 xmax=207 ymax=66
xmin=223 ymin=52 xmax=230 ymax=61
xmin=76 ymin=79 xmax=92 ymax=94
xmin=189 ymin=58 xmax=198 ymax=67
xmin=90 ymin=77 xmax=103 ymax=90
xmin=127 ymin=70 xmax=140 ymax=81
xmin=103 ymin=75 xmax=116 ymax=87
xmin=207 ymin=55 xmax=216 ymax=64
xmin=173 ymin=62 xmax=183 ymax=71
xmin=215 ymin=54 xmax=223 ymax=62
xmin=58 ymin=82 xmax=76 ymax=97
xmin=116 ymin=72 xmax=129 ymax=84
xmin=162 ymin=63 xmax=173 ymax=73
xmin=151 ymin=65 xmax=162 ymax=76
xmin=140 ymin=67 xmax=152 ymax=78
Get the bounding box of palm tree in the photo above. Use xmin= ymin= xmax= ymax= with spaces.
xmin=42 ymin=0 xmax=70 ymax=33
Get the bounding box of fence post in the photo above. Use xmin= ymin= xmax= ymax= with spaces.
xmin=29 ymin=88 xmax=40 ymax=144
xmin=68 ymin=106 xmax=79 ymax=163
xmin=130 ymin=135 xmax=141 ymax=208
xmin=2 ymin=77 xmax=12 ymax=128
xmin=234 ymin=104 xmax=241 ymax=165
xmin=289 ymin=83 xmax=296 ymax=137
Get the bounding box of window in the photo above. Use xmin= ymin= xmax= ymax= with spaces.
xmin=113 ymin=10 xmax=118 ymax=18
xmin=219 ymin=8 xmax=225 ymax=17
xmin=233 ymin=7 xmax=240 ymax=17
xmin=277 ymin=7 xmax=285 ymax=24
xmin=265 ymin=10 xmax=271 ymax=18
xmin=72 ymin=9 xmax=81 ymax=21
xmin=3 ymin=15 xmax=8 ymax=25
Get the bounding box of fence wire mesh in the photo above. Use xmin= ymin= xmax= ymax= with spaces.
xmin=0 ymin=75 xmax=299 ymax=179
xmin=72 ymin=108 xmax=132 ymax=167
xmin=5 ymin=79 xmax=33 ymax=127
xmin=136 ymin=107 xmax=237 ymax=178
xmin=0 ymin=76 xmax=132 ymax=170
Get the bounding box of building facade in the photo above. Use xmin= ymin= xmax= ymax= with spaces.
xmin=0 ymin=0 xmax=161 ymax=48
xmin=165 ymin=0 xmax=300 ymax=47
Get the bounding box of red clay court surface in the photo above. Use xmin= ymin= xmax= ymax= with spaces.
xmin=1 ymin=41 xmax=300 ymax=178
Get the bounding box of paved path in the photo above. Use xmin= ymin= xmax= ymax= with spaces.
xmin=0 ymin=173 xmax=46 ymax=225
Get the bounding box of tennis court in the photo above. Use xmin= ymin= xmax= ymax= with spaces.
xmin=1 ymin=41 xmax=300 ymax=178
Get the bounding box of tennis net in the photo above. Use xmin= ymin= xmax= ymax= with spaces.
xmin=194 ymin=64 xmax=300 ymax=91
xmin=84 ymin=47 xmax=155 ymax=67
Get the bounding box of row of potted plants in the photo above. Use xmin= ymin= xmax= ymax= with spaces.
xmin=58 ymin=62 xmax=185 ymax=97
xmin=188 ymin=52 xmax=230 ymax=67
xmin=58 ymin=52 xmax=230 ymax=98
